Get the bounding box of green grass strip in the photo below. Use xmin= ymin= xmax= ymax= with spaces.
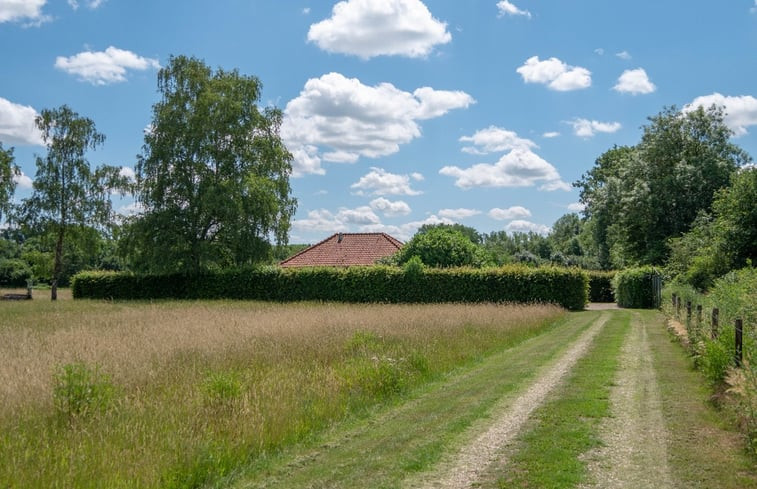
xmin=228 ymin=312 xmax=603 ymax=489
xmin=489 ymin=310 xmax=631 ymax=489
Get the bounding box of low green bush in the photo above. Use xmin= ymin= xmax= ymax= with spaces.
xmin=53 ymin=363 xmax=115 ymax=419
xmin=613 ymin=266 xmax=660 ymax=308
xmin=72 ymin=265 xmax=589 ymax=310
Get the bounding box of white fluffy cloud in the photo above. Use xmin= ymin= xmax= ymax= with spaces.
xmin=0 ymin=97 xmax=43 ymax=146
xmin=292 ymin=206 xmax=382 ymax=234
xmin=505 ymin=220 xmax=551 ymax=235
xmin=0 ymin=0 xmax=47 ymax=24
xmin=459 ymin=126 xmax=537 ymax=154
xmin=307 ymin=0 xmax=451 ymax=59
xmin=684 ymin=93 xmax=757 ymax=137
xmin=440 ymin=148 xmax=570 ymax=191
xmin=542 ymin=131 xmax=560 ymax=138
xmin=516 ymin=56 xmax=591 ymax=91
xmin=282 ymin=72 xmax=474 ymax=175
xmin=119 ymin=166 xmax=136 ymax=180
xmin=351 ymin=167 xmax=423 ymax=196
xmin=370 ymin=197 xmax=411 ymax=217
xmin=438 ymin=208 xmax=481 ymax=220
xmin=12 ymin=170 xmax=33 ymax=189
xmin=567 ymin=202 xmax=586 ymax=212
xmin=613 ymin=68 xmax=656 ymax=95
xmin=496 ymin=1 xmax=531 ymax=18
xmin=55 ymin=46 xmax=160 ymax=85
xmin=488 ymin=206 xmax=531 ymax=220
xmin=568 ymin=118 xmax=622 ymax=138
xmin=615 ymin=50 xmax=631 ymax=60
xmin=68 ymin=0 xmax=105 ymax=9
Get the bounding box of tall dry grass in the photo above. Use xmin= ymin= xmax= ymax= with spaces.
xmin=0 ymin=298 xmax=563 ymax=488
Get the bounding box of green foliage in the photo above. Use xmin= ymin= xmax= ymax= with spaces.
xmin=587 ymin=270 xmax=615 ymax=302
xmin=201 ymin=371 xmax=243 ymax=405
xmin=17 ymin=105 xmax=126 ymax=300
xmin=396 ymin=227 xmax=483 ymax=268
xmin=576 ymin=106 xmax=750 ymax=268
xmin=402 ymin=255 xmax=425 ymax=277
xmin=417 ymin=223 xmax=483 ymax=244
xmin=72 ymin=265 xmax=589 ymax=310
xmin=53 ymin=363 xmax=115 ymax=419
xmin=0 ymin=258 xmax=32 ymax=287
xmin=0 ymin=143 xmax=18 ymax=223
xmin=613 ymin=266 xmax=660 ymax=308
xmin=126 ymin=55 xmax=296 ymax=274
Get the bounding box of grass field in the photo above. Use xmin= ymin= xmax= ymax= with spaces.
xmin=0 ymin=294 xmax=563 ymax=488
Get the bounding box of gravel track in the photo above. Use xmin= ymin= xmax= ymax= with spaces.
xmin=415 ymin=313 xmax=610 ymax=489
xmin=581 ymin=312 xmax=674 ymax=489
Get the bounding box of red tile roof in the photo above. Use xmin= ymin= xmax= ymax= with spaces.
xmin=280 ymin=233 xmax=404 ymax=267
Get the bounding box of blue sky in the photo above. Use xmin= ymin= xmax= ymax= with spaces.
xmin=1 ymin=0 xmax=756 ymax=243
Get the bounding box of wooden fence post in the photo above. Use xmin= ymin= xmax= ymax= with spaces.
xmin=696 ymin=304 xmax=702 ymax=324
xmin=735 ymin=318 xmax=743 ymax=368
xmin=686 ymin=301 xmax=692 ymax=323
xmin=676 ymin=297 xmax=681 ymax=318
xmin=711 ymin=308 xmax=719 ymax=339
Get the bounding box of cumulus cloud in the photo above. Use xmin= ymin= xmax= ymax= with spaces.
xmin=459 ymin=126 xmax=537 ymax=154
xmin=684 ymin=93 xmax=757 ymax=137
xmin=440 ymin=148 xmax=570 ymax=191
xmin=0 ymin=0 xmax=49 ymax=24
xmin=506 ymin=220 xmax=551 ymax=235
xmin=351 ymin=167 xmax=423 ymax=196
xmin=516 ymin=56 xmax=591 ymax=91
xmin=116 ymin=201 xmax=144 ymax=217
xmin=568 ymin=118 xmax=622 ymax=138
xmin=615 ymin=50 xmax=631 ymax=60
xmin=282 ymin=72 xmax=474 ymax=175
xmin=438 ymin=208 xmax=481 ymax=220
xmin=68 ymin=0 xmax=105 ymax=9
xmin=496 ymin=1 xmax=531 ymax=18
xmin=119 ymin=166 xmax=136 ymax=180
xmin=55 ymin=46 xmax=160 ymax=85
xmin=613 ymin=68 xmax=656 ymax=95
xmin=542 ymin=131 xmax=560 ymax=138
xmin=370 ymin=197 xmax=411 ymax=217
xmin=0 ymin=97 xmax=43 ymax=146
xmin=488 ymin=206 xmax=531 ymax=220
xmin=307 ymin=0 xmax=451 ymax=59
xmin=12 ymin=171 xmax=33 ymax=189
xmin=567 ymin=202 xmax=586 ymax=212
xmin=292 ymin=206 xmax=383 ymax=234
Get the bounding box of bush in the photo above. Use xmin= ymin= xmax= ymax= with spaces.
xmin=613 ymin=266 xmax=660 ymax=308
xmin=0 ymin=258 xmax=32 ymax=287
xmin=53 ymin=363 xmax=115 ymax=419
xmin=72 ymin=265 xmax=589 ymax=310
xmin=587 ymin=270 xmax=615 ymax=302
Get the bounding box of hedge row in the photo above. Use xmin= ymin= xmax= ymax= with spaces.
xmin=587 ymin=270 xmax=616 ymax=303
xmin=72 ymin=265 xmax=589 ymax=310
xmin=613 ymin=266 xmax=661 ymax=309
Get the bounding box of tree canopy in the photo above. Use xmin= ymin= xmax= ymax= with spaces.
xmin=576 ymin=105 xmax=750 ymax=268
xmin=395 ymin=226 xmax=484 ymax=268
xmin=0 ymin=143 xmax=18 ymax=223
xmin=125 ymin=55 xmax=296 ymax=273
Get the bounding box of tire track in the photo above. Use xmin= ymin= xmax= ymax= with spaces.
xmin=414 ymin=312 xmax=610 ymax=489
xmin=580 ymin=312 xmax=674 ymax=489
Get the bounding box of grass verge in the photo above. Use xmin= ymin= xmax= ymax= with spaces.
xmin=484 ymin=310 xmax=630 ymax=489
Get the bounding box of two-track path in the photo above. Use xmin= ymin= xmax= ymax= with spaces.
xmin=233 ymin=309 xmax=757 ymax=489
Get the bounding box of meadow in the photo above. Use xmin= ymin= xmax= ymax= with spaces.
xmin=0 ymin=294 xmax=563 ymax=488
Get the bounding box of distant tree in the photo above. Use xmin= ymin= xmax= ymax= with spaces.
xmin=18 ymin=105 xmax=124 ymax=300
xmin=417 ymin=223 xmax=483 ymax=244
xmin=396 ymin=227 xmax=484 ymax=267
xmin=0 ymin=143 xmax=18 ymax=223
xmin=549 ymin=213 xmax=583 ymax=257
xmin=576 ymin=105 xmax=750 ymax=267
xmin=126 ymin=55 xmax=296 ymax=273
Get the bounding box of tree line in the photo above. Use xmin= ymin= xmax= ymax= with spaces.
xmin=1 ymin=54 xmax=753 ymax=299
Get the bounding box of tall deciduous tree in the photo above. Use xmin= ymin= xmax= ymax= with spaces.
xmin=126 ymin=55 xmax=296 ymax=273
xmin=576 ymin=105 xmax=750 ymax=268
xmin=0 ymin=143 xmax=19 ymax=223
xmin=20 ymin=106 xmax=122 ymax=300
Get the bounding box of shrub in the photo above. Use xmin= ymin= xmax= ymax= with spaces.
xmin=0 ymin=258 xmax=32 ymax=287
xmin=613 ymin=266 xmax=660 ymax=308
xmin=53 ymin=363 xmax=115 ymax=419
xmin=72 ymin=265 xmax=589 ymax=310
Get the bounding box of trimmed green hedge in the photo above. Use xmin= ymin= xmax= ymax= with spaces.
xmin=613 ymin=266 xmax=660 ymax=309
xmin=72 ymin=265 xmax=589 ymax=310
xmin=587 ymin=271 xmax=616 ymax=302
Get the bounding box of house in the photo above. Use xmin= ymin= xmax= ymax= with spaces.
xmin=280 ymin=232 xmax=403 ymax=268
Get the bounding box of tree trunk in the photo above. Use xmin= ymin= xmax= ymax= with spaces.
xmin=51 ymin=225 xmax=65 ymax=301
